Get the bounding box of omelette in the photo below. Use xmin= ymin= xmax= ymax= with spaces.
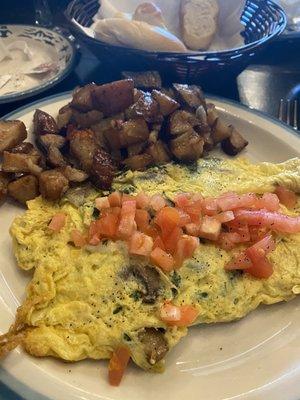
xmin=1 ymin=157 xmax=300 ymax=378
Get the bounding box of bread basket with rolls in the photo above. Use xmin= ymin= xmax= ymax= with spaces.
xmin=65 ymin=0 xmax=286 ymax=81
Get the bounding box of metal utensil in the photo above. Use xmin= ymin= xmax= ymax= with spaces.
xmin=278 ymin=99 xmax=298 ymax=130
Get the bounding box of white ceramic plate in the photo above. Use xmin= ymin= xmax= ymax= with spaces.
xmin=0 ymin=93 xmax=300 ymax=400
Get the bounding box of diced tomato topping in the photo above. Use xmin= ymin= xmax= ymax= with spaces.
xmin=199 ymin=216 xmax=221 ymax=241
xmin=202 ymin=197 xmax=218 ymax=216
xmin=217 ymin=233 xmax=235 ymax=251
xmin=225 ymin=252 xmax=252 ymax=270
xmin=144 ymin=225 xmax=160 ymax=240
xmin=234 ymin=209 xmax=300 ymax=234
xmin=149 ymin=194 xmax=166 ymax=211
xmin=108 ymin=346 xmax=131 ymax=386
xmin=155 ymin=207 xmax=180 ymax=236
xmin=150 ymin=247 xmax=174 ymax=272
xmin=215 ymin=211 xmax=235 ymax=223
xmin=163 ymin=226 xmax=183 ymax=254
xmin=122 ymin=194 xmax=135 ymax=202
xmin=117 ymin=200 xmax=137 ymax=239
xmin=247 ymin=256 xmax=273 ymax=279
xmin=97 ymin=214 xmax=119 ymax=239
xmin=135 ymin=209 xmax=150 ymax=232
xmin=136 ymin=192 xmax=150 ymax=209
xmin=218 ymin=193 xmax=257 ymax=212
xmin=108 ymin=192 xmax=122 ymax=207
xmin=245 ymin=235 xmax=276 ymax=263
xmin=95 ymin=196 xmax=110 ymax=210
xmin=71 ymin=229 xmax=87 ymax=248
xmin=183 ymin=204 xmax=202 ymax=223
xmin=256 ymin=193 xmax=280 ymax=212
xmin=185 ymin=222 xmax=201 ymax=237
xmin=174 ymin=235 xmax=199 ymax=267
xmin=275 ymin=186 xmax=297 ymax=209
xmin=160 ymin=303 xmax=198 ymax=326
xmin=129 ymin=231 xmax=153 ymax=256
xmin=249 ymin=226 xmax=268 ymax=242
xmin=174 ymin=193 xmax=192 ymax=208
xmin=49 ymin=213 xmax=66 ymax=232
xmin=89 ymin=234 xmax=101 ymax=246
xmin=177 ymin=209 xmax=192 ymax=226
xmin=153 ymin=236 xmax=166 ymax=251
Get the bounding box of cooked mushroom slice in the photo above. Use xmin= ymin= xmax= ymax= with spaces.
xmin=152 ymin=90 xmax=180 ymax=116
xmin=70 ymin=84 xmax=96 ymax=112
xmin=125 ymin=264 xmax=161 ymax=304
xmin=10 ymin=142 xmax=34 ymax=154
xmin=72 ymin=109 xmax=104 ymax=128
xmin=59 ymin=166 xmax=88 ymax=183
xmin=37 ymin=134 xmax=66 ymax=150
xmin=69 ymin=129 xmax=99 ymax=172
xmin=123 ymin=154 xmax=153 ymax=171
xmin=8 ymin=175 xmax=39 ymax=205
xmin=0 ymin=172 xmax=10 ymax=204
xmin=138 ymin=328 xmax=169 ymax=365
xmin=221 ymin=127 xmax=249 ymax=156
xmin=168 ymin=110 xmax=200 ymax=136
xmin=211 ymin=118 xmax=232 ymax=144
xmin=47 ymin=146 xmax=67 ymax=168
xmin=2 ymin=152 xmax=42 ymax=174
xmin=206 ymin=103 xmax=219 ymax=127
xmin=56 ymin=105 xmax=73 ymax=129
xmin=122 ymin=71 xmax=162 ymax=89
xmin=170 ymin=129 xmax=204 ymax=162
xmin=146 ymin=140 xmax=171 ymax=164
xmin=173 ymin=83 xmax=206 ymax=110
xmin=92 ymin=79 xmax=134 ymax=117
xmin=33 ymin=109 xmax=58 ymax=136
xmin=126 ymin=91 xmax=161 ymax=123
xmin=0 ymin=120 xmax=27 ymax=153
xmin=39 ymin=170 xmax=69 ymax=201
xmin=90 ymin=148 xmax=116 ymax=190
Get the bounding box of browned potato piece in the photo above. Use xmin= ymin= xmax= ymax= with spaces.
xmin=8 ymin=175 xmax=39 ymax=205
xmin=127 ymin=142 xmax=147 ymax=157
xmin=70 ymin=84 xmax=96 ymax=112
xmin=92 ymin=80 xmax=134 ymax=117
xmin=38 ymin=134 xmax=66 ymax=150
xmin=173 ymin=84 xmax=206 ymax=110
xmin=47 ymin=146 xmax=67 ymax=168
xmin=90 ymin=148 xmax=116 ymax=190
xmin=10 ymin=142 xmax=34 ymax=154
xmin=104 ymin=119 xmax=149 ymax=150
xmin=211 ymin=118 xmax=232 ymax=144
xmin=2 ymin=152 xmax=42 ymax=174
xmin=59 ymin=166 xmax=88 ymax=183
xmin=221 ymin=127 xmax=249 ymax=156
xmin=39 ymin=170 xmax=69 ymax=201
xmin=69 ymin=129 xmax=99 ymax=172
xmin=146 ymin=140 xmax=171 ymax=164
xmin=123 ymin=154 xmax=153 ymax=171
xmin=122 ymin=71 xmax=162 ymax=89
xmin=152 ymin=90 xmax=180 ymax=116
xmin=168 ymin=110 xmax=200 ymax=136
xmin=126 ymin=91 xmax=161 ymax=123
xmin=0 ymin=172 xmax=10 ymax=203
xmin=33 ymin=109 xmax=58 ymax=136
xmin=56 ymin=105 xmax=73 ymax=129
xmin=0 ymin=120 xmax=27 ymax=153
xmin=72 ymin=110 xmax=104 ymax=128
xmin=170 ymin=130 xmax=204 ymax=162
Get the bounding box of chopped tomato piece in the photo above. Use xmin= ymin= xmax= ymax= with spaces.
xmin=247 ymin=256 xmax=273 ymax=279
xmin=185 ymin=222 xmax=201 ymax=237
xmin=136 ymin=192 xmax=150 ymax=209
xmin=108 ymin=346 xmax=131 ymax=386
xmin=153 ymin=236 xmax=166 ymax=251
xmin=245 ymin=235 xmax=276 ymax=263
xmin=215 ymin=211 xmax=235 ymax=223
xmin=225 ymin=252 xmax=252 ymax=270
xmin=160 ymin=303 xmax=198 ymax=326
xmin=101 ymin=207 xmax=121 ymax=217
xmin=177 ymin=209 xmax=192 ymax=226
xmin=199 ymin=216 xmax=221 ymax=241
xmin=256 ymin=193 xmax=280 ymax=212
xmin=275 ymin=186 xmax=297 ymax=209
xmin=217 ymin=233 xmax=235 ymax=251
xmin=202 ymin=197 xmax=218 ymax=216
xmin=174 ymin=193 xmax=192 ymax=208
xmin=234 ymin=209 xmax=300 ymax=234
xmin=144 ymin=225 xmax=160 ymax=240
xmin=226 ymin=221 xmax=250 ymax=242
xmin=117 ymin=200 xmax=137 ymax=239
xmin=249 ymin=226 xmax=268 ymax=242
xmin=156 ymin=207 xmax=181 ymax=235
xmin=71 ymin=229 xmax=87 ymax=248
xmin=108 ymin=192 xmax=122 ymax=207
xmin=149 ymin=194 xmax=166 ymax=211
xmin=122 ymin=194 xmax=135 ymax=202
xmin=217 ymin=193 xmax=257 ymax=212
xmin=163 ymin=226 xmax=183 ymax=254
xmin=135 ymin=209 xmax=150 ymax=232
xmin=97 ymin=214 xmax=119 ymax=239
xmin=174 ymin=235 xmax=199 ymax=267
xmin=49 ymin=213 xmax=66 ymax=232
xmin=89 ymin=234 xmax=101 ymax=246
xmin=150 ymin=247 xmax=174 ymax=272
xmin=129 ymin=231 xmax=153 ymax=256
xmin=95 ymin=196 xmax=110 ymax=210
xmin=183 ymin=204 xmax=202 ymax=223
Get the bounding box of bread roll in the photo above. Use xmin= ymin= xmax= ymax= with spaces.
xmin=133 ymin=2 xmax=167 ymax=29
xmin=93 ymin=18 xmax=187 ymax=52
xmin=181 ymin=0 xmax=219 ymax=50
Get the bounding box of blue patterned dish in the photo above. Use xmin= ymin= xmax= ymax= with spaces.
xmin=0 ymin=25 xmax=75 ymax=104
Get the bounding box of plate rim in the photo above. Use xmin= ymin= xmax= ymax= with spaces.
xmin=0 ymin=24 xmax=76 ymax=104
xmin=0 ymin=92 xmax=299 ymax=400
